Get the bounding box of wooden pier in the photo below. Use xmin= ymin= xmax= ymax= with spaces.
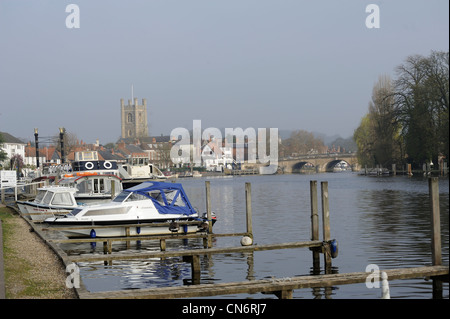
xmin=80 ymin=265 xmax=449 ymax=299
xmin=10 ymin=178 xmax=450 ymax=299
xmin=224 ymin=168 xmax=259 ymax=175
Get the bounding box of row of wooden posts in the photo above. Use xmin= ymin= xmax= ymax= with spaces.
xmin=362 ymin=163 xmax=449 ymax=176
xmin=24 ymin=178 xmax=448 ymax=298
xmin=43 ymin=180 xmax=336 ymax=295
xmin=47 ymin=179 xmax=334 ymax=258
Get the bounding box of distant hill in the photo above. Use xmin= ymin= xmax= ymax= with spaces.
xmin=327 ymin=136 xmax=357 ymax=152
xmin=311 ymin=132 xmax=341 ymax=145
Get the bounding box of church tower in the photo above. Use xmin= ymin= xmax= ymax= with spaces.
xmin=121 ymin=98 xmax=149 ymax=139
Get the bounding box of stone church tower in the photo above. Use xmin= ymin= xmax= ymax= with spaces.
xmin=120 ymin=98 xmax=149 ymax=139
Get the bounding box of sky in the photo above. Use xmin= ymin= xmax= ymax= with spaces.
xmin=0 ymin=0 xmax=448 ymax=145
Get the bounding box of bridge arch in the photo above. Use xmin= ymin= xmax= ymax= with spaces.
xmin=292 ymin=161 xmax=315 ymax=173
xmin=278 ymin=153 xmax=360 ymax=173
xmin=324 ymin=159 xmax=352 ymax=172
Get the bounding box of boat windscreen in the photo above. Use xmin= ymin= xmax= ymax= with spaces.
xmin=125 ymin=192 xmax=148 ymax=202
xmin=112 ymin=191 xmax=131 ymax=203
xmin=112 ymin=191 xmax=148 ymax=202
xmin=70 ymin=208 xmax=84 ymax=216
xmin=51 ymin=192 xmax=75 ymax=206
xmin=42 ymin=191 xmax=53 ymax=205
xmin=33 ymin=190 xmax=46 ymax=203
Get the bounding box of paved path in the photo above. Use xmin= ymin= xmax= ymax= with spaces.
xmin=0 ymin=211 xmax=6 ymax=299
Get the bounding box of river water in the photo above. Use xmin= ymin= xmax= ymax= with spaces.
xmin=65 ymin=172 xmax=449 ymax=299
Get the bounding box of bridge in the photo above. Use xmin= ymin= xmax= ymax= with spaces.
xmin=278 ymin=153 xmax=359 ymax=173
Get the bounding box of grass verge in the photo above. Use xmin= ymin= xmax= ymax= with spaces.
xmin=1 ymin=206 xmax=76 ymax=298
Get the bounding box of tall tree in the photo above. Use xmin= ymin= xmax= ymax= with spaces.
xmin=355 ymin=51 xmax=449 ymax=169
xmin=368 ymin=75 xmax=403 ymax=166
xmin=393 ymin=51 xmax=449 ymax=167
xmin=353 ymin=114 xmax=375 ymax=166
xmin=423 ymin=51 xmax=449 ymax=163
xmin=0 ymin=133 xmax=7 ymax=163
xmin=354 ymin=75 xmax=403 ymax=167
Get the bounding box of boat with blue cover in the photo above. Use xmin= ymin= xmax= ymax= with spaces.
xmin=44 ymin=181 xmax=216 ymax=238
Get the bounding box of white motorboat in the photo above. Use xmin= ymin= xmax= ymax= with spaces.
xmin=119 ymin=155 xmax=167 ymax=188
xmin=58 ymin=174 xmax=123 ymax=204
xmin=70 ymin=151 xmax=120 ymax=176
xmin=44 ymin=181 xmax=216 ymax=238
xmin=17 ymin=186 xmax=80 ymax=221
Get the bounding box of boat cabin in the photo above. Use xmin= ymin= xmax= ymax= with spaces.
xmin=59 ymin=174 xmax=123 ymax=202
xmin=33 ymin=187 xmax=78 ymax=208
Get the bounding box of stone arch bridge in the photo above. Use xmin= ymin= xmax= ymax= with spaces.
xmin=278 ymin=153 xmax=360 ymax=173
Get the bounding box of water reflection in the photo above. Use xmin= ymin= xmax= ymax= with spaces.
xmin=357 ymin=186 xmax=449 ymax=268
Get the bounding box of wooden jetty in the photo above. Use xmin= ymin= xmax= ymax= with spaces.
xmin=224 ymin=168 xmax=259 ymax=175
xmin=80 ymin=265 xmax=449 ymax=299
xmin=360 ymin=163 xmax=449 ymax=177
xmin=10 ymin=178 xmax=450 ymax=299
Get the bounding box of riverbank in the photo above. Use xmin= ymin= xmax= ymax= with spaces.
xmin=0 ymin=205 xmax=76 ymax=299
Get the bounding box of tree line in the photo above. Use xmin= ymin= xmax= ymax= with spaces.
xmin=0 ymin=133 xmax=6 ymax=162
xmin=354 ymin=51 xmax=449 ymax=169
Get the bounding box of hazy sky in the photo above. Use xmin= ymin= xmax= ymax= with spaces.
xmin=0 ymin=1 xmax=448 ymax=144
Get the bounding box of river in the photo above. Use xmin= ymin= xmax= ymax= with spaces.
xmin=67 ymin=172 xmax=449 ymax=299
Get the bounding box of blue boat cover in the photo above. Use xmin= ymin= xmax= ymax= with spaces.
xmin=124 ymin=182 xmax=197 ymax=216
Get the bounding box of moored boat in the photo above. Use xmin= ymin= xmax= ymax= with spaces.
xmin=44 ymin=181 xmax=216 ymax=238
xmin=58 ymin=174 xmax=123 ymax=204
xmin=118 ymin=154 xmax=167 ymax=188
xmin=17 ymin=186 xmax=80 ymax=221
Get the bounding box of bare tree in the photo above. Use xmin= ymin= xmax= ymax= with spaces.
xmin=283 ymin=130 xmax=325 ymax=156
xmin=368 ymin=75 xmax=403 ymax=166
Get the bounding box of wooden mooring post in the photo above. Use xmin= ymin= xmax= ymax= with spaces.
xmin=245 ymin=182 xmax=253 ymax=240
xmin=310 ymin=181 xmax=320 ymax=273
xmin=309 ymin=180 xmax=333 ymax=274
xmin=204 ymin=181 xmax=213 ymax=248
xmin=429 ymin=177 xmax=444 ymax=299
xmin=321 ymin=181 xmax=332 ymax=272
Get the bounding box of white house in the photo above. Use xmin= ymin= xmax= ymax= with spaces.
xmin=0 ymin=132 xmax=26 ymax=167
xmin=201 ymin=139 xmax=234 ymax=171
xmin=170 ymin=138 xmax=195 ymax=168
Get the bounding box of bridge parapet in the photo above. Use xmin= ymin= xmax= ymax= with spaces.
xmin=279 ymin=153 xmax=359 ymax=173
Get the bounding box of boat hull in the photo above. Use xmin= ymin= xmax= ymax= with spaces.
xmin=16 ymin=202 xmax=73 ymax=221
xmin=46 ymin=218 xmax=213 ymax=238
xmin=59 ymin=224 xmax=201 ymax=238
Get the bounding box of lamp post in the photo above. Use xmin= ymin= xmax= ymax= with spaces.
xmin=34 ymin=128 xmax=40 ymax=169
xmin=59 ymin=127 xmax=65 ymax=164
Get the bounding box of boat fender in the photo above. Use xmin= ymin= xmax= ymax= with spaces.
xmin=241 ymin=236 xmax=253 ymax=246
xmin=183 ymin=224 xmax=188 ymax=234
xmin=136 ymin=221 xmax=141 ymax=234
xmin=200 ymin=221 xmax=209 ymax=231
xmin=169 ymin=221 xmax=179 ymax=232
xmin=90 ymin=229 xmax=96 ymax=238
xmin=329 ymin=239 xmax=338 ymax=258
